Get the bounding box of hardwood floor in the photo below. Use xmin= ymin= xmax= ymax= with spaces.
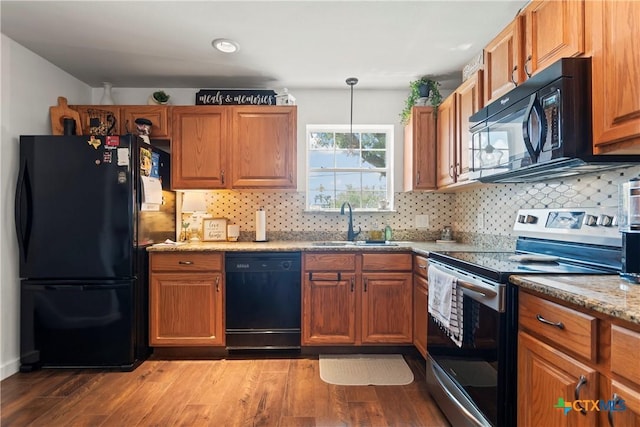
xmin=1 ymin=351 xmax=449 ymax=427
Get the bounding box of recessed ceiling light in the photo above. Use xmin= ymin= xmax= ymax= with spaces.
xmin=212 ymin=38 xmax=240 ymax=53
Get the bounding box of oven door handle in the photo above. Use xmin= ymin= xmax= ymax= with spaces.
xmin=457 ymin=279 xmax=497 ymax=298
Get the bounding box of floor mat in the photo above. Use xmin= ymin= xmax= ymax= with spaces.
xmin=319 ymin=354 xmax=414 ymax=386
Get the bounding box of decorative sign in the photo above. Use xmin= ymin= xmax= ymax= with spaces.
xmin=202 ymin=218 xmax=228 ymax=241
xmin=196 ymin=89 xmax=277 ymax=106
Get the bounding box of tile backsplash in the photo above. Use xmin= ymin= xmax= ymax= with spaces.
xmin=186 ymin=165 xmax=640 ymax=247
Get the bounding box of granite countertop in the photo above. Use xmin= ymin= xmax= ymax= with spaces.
xmin=146 ymin=240 xmax=481 ymax=255
xmin=510 ymin=275 xmax=640 ymax=326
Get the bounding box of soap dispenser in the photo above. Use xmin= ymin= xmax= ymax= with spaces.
xmin=384 ymin=224 xmax=393 ymax=241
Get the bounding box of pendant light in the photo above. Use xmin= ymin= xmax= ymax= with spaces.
xmin=346 ymin=77 xmax=358 ymax=146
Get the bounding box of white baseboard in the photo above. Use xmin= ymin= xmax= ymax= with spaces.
xmin=1 ymin=357 xmax=21 ymax=380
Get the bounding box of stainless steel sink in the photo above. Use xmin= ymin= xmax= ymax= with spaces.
xmin=311 ymin=241 xmax=350 ymax=247
xmin=310 ymin=241 xmax=398 ymax=247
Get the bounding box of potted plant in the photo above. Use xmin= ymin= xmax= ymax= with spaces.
xmin=148 ymin=90 xmax=170 ymax=105
xmin=400 ymin=78 xmax=442 ymax=125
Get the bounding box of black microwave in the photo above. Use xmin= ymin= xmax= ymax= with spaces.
xmin=469 ymin=57 xmax=640 ymax=183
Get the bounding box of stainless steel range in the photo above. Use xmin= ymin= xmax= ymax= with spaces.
xmin=426 ymin=207 xmax=622 ymax=427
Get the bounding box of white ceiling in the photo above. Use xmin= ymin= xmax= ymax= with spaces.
xmin=1 ymin=0 xmax=527 ymax=91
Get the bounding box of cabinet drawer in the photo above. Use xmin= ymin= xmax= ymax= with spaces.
xmin=611 ymin=324 xmax=640 ymax=386
xmin=150 ymin=252 xmax=223 ymax=272
xmin=413 ymin=255 xmax=428 ymax=278
xmin=303 ymin=253 xmax=356 ymax=271
xmin=362 ymin=253 xmax=412 ymax=271
xmin=519 ymin=292 xmax=597 ymax=361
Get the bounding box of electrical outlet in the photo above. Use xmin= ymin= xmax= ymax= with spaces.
xmin=415 ymin=215 xmax=429 ymax=228
xmin=477 ymin=213 xmax=484 ymax=230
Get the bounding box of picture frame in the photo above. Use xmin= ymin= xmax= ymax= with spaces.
xmin=202 ymin=218 xmax=227 ymax=241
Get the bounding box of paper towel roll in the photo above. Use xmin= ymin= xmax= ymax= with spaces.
xmin=255 ymin=208 xmax=267 ymax=241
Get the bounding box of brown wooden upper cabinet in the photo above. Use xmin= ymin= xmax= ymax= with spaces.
xmin=436 ymin=70 xmax=483 ymax=189
xmin=171 ymin=105 xmax=297 ymax=190
xmin=171 ymin=106 xmax=228 ymax=189
xmin=591 ymin=0 xmax=640 ymax=154
xmin=121 ymin=105 xmax=171 ymax=139
xmin=483 ymin=18 xmax=522 ymax=105
xmin=484 ymin=0 xmax=585 ymax=105
xmin=229 ymin=106 xmax=297 ymax=189
xmin=403 ymin=106 xmax=437 ymax=191
xmin=436 ymin=93 xmax=457 ymax=188
xmin=521 ymin=0 xmax=585 ymax=80
xmin=71 ymin=105 xmax=171 ymax=139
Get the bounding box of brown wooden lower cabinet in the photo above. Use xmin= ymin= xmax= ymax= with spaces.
xmin=518 ymin=289 xmax=640 ymax=427
xmin=302 ymin=252 xmax=413 ymax=345
xmin=518 ymin=331 xmax=599 ymax=427
xmin=413 ymin=274 xmax=428 ymax=358
xmin=149 ymin=252 xmax=224 ymax=346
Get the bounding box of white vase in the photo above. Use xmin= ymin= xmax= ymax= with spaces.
xmin=100 ymin=82 xmax=115 ymax=105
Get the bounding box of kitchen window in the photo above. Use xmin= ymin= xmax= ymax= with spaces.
xmin=306 ymin=124 xmax=393 ymax=211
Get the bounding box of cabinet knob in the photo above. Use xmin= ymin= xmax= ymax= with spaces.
xmin=584 ymin=214 xmax=598 ymax=226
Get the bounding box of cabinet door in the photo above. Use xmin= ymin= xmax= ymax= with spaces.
xmin=436 ymin=94 xmax=456 ymax=188
xmin=121 ymin=105 xmax=171 ymax=138
xmin=302 ymin=272 xmax=356 ymax=345
xmin=229 ymin=106 xmax=296 ymax=189
xmin=456 ymin=70 xmax=483 ymax=184
xmin=403 ymin=107 xmax=436 ymax=191
xmin=518 ymin=331 xmax=598 ymax=427
xmin=523 ymin=0 xmax=585 ymax=78
xmin=608 ymin=380 xmax=640 ymax=427
xmin=149 ymin=272 xmax=223 ymax=346
xmin=484 ymin=18 xmax=522 ymax=104
xmin=413 ymin=274 xmax=428 ymax=358
xmin=592 ymin=0 xmax=640 ymax=154
xmin=171 ymin=106 xmax=228 ymax=189
xmin=361 ymin=272 xmax=412 ymax=344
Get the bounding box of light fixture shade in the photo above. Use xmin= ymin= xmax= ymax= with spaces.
xmin=182 ymin=192 xmax=207 ymax=213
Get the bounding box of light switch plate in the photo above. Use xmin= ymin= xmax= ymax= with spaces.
xmin=415 ymin=215 xmax=429 ymax=228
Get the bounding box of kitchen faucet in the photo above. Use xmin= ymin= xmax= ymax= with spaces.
xmin=340 ymin=202 xmax=361 ymax=241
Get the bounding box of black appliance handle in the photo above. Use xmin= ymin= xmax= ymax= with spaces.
xmin=14 ymin=156 xmax=32 ymax=262
xmin=522 ymin=93 xmax=547 ymax=162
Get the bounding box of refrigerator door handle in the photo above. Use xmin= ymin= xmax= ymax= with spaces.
xmin=15 ymin=157 xmax=32 ymax=262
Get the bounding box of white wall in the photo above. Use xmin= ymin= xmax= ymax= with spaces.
xmin=0 ymin=34 xmax=91 ymax=380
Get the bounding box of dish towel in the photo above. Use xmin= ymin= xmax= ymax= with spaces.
xmin=428 ymin=265 xmax=463 ymax=347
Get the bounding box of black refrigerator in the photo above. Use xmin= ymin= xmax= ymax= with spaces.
xmin=15 ymin=134 xmax=175 ymax=371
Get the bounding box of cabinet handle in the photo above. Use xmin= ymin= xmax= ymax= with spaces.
xmin=308 ymin=272 xmax=342 ymax=281
xmin=221 ymin=170 xmax=225 ymax=185
xmin=608 ymin=393 xmax=621 ymax=427
xmin=449 ymin=165 xmax=455 ymax=179
xmin=178 ymin=261 xmax=194 ymax=265
xmin=536 ymin=314 xmax=564 ymax=329
xmin=416 ymin=171 xmax=421 ymax=185
xmin=510 ymin=65 xmax=519 ymax=87
xmin=364 ymin=278 xmax=368 ymax=292
xmin=524 ymin=55 xmax=532 ymax=78
xmin=418 ymin=263 xmax=427 ymax=270
xmin=351 ymin=277 xmax=354 ymax=292
xmin=574 ymin=375 xmax=588 ymax=415
xmin=215 ymin=276 xmax=220 ymax=292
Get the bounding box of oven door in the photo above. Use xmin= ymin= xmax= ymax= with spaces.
xmin=425 ymin=261 xmax=516 ymax=427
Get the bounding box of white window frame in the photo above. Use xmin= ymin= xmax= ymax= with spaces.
xmin=305 ymin=124 xmax=394 ymax=212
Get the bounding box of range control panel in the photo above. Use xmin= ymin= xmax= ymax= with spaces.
xmin=513 ymin=208 xmax=621 ymax=247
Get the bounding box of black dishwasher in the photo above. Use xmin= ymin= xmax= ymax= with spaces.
xmin=225 ymin=252 xmax=301 ymax=350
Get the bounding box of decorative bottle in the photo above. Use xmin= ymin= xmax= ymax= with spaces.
xmin=100 ymin=82 xmax=115 ymax=105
